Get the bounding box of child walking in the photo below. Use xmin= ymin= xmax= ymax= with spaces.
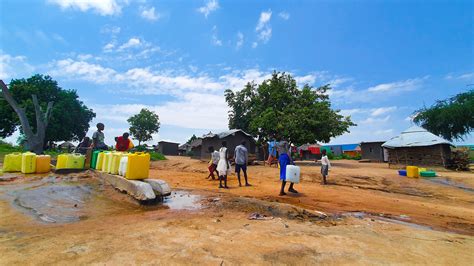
xmin=320 ymin=149 xmax=331 ymax=185
xmin=216 ymin=141 xmax=230 ymax=189
xmin=206 ymin=146 xmax=220 ymax=180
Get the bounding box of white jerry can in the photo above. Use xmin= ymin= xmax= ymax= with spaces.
xmin=118 ymin=156 xmax=128 ymax=177
xmin=285 ymin=165 xmax=300 ymax=183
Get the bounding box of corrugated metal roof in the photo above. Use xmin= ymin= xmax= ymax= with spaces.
xmin=203 ymin=129 xmax=253 ymax=139
xmin=382 ymin=126 xmax=452 ymax=148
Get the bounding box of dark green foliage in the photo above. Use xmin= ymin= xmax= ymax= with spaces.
xmin=0 ymin=75 xmax=96 ymax=144
xmin=186 ymin=134 xmax=198 ymax=144
xmin=414 ymin=90 xmax=474 ymax=141
xmin=127 ymin=108 xmax=160 ymax=145
xmin=225 ymin=72 xmax=355 ymax=146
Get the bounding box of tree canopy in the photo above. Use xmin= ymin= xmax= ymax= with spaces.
xmin=413 ymin=90 xmax=473 ymax=141
xmin=0 ymin=75 xmax=96 ymax=146
xmin=127 ymin=108 xmax=160 ymax=145
xmin=224 ymin=72 xmax=355 ymax=145
xmin=186 ymin=134 xmax=198 ymax=144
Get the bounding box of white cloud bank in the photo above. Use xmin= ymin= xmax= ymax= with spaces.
xmin=140 ymin=6 xmax=160 ymax=21
xmin=48 ymin=0 xmax=125 ymax=16
xmin=197 ymin=0 xmax=219 ymax=18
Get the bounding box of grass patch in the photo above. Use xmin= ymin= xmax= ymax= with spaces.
xmin=150 ymin=152 xmax=167 ymax=161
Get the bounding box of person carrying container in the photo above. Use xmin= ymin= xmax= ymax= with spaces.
xmin=206 ymin=146 xmax=220 ymax=180
xmin=115 ymin=132 xmax=134 ymax=151
xmin=278 ymin=139 xmax=298 ymax=196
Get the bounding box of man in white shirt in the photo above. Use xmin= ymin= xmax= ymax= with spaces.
xmin=320 ymin=149 xmax=331 ymax=185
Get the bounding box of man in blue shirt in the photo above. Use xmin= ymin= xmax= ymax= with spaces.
xmin=234 ymin=140 xmax=251 ymax=187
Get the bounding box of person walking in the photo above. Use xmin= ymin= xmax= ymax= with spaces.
xmin=320 ymin=149 xmax=331 ymax=185
xmin=234 ymin=141 xmax=251 ymax=187
xmin=216 ymin=141 xmax=230 ymax=189
xmin=206 ymin=146 xmax=220 ymax=180
xmin=278 ymin=139 xmax=298 ymax=196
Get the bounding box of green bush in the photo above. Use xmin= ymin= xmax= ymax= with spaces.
xmin=150 ymin=152 xmax=166 ymax=161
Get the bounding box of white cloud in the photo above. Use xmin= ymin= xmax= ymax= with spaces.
xmin=374 ymin=129 xmax=394 ymax=135
xmin=370 ymin=106 xmax=397 ymax=117
xmin=103 ymin=42 xmax=115 ymax=52
xmin=140 ymin=6 xmax=160 ymax=21
xmin=211 ymin=26 xmax=222 ymax=46
xmin=252 ymin=42 xmax=258 ymax=49
xmin=340 ymin=108 xmax=364 ymax=116
xmin=294 ymin=74 xmax=316 ymax=86
xmin=367 ymin=77 xmax=426 ymax=93
xmin=445 ymin=72 xmax=474 ymax=81
xmin=101 ymin=25 xmax=121 ymax=35
xmin=48 ymin=58 xmax=117 ymax=84
xmin=197 ymin=0 xmax=219 ymax=18
xmin=236 ymin=32 xmax=244 ymax=49
xmin=118 ymin=38 xmax=142 ymax=50
xmin=0 ymin=52 xmax=35 ymax=80
xmin=278 ymin=11 xmax=290 ymax=20
xmin=360 ymin=115 xmax=391 ymax=125
xmin=48 ymin=0 xmax=124 ymax=16
xmin=255 ymin=10 xmax=272 ymax=44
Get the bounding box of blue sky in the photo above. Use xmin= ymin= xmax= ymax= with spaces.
xmin=1 ymin=0 xmax=473 ymax=146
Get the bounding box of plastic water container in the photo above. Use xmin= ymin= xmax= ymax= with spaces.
xmin=398 ymin=170 xmax=407 ymax=176
xmin=126 ymin=152 xmax=150 ymax=180
xmin=406 ymin=166 xmax=419 ymax=178
xmin=285 ymin=165 xmax=300 ymax=183
xmin=36 ymin=155 xmax=51 ymax=173
xmin=109 ymin=152 xmax=124 ymax=175
xmin=2 ymin=152 xmax=22 ymax=172
xmin=91 ymin=150 xmax=102 ymax=169
xmin=95 ymin=152 xmax=105 ymax=170
xmin=21 ymin=152 xmax=37 ymax=174
xmin=420 ymin=171 xmax=436 ymax=177
xmin=118 ymin=156 xmax=128 ymax=176
xmin=102 ymin=152 xmax=113 ymax=172
xmin=418 ymin=167 xmax=427 ymax=174
xmin=66 ymin=153 xmax=85 ymax=169
xmin=56 ymin=154 xmax=68 ymax=170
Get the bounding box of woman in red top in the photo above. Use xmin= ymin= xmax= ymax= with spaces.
xmin=115 ymin=133 xmax=134 ymax=151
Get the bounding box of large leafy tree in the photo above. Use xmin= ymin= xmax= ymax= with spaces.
xmin=127 ymin=108 xmax=160 ymax=145
xmin=186 ymin=134 xmax=198 ymax=144
xmin=0 ymin=75 xmax=96 ymax=152
xmin=225 ymin=72 xmax=355 ymax=145
xmin=413 ymin=90 xmax=473 ymax=141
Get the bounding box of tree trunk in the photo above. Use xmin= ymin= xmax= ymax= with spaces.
xmin=1 ymin=80 xmax=53 ymax=154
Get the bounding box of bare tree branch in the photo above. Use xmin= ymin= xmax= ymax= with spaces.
xmin=0 ymin=79 xmax=34 ymax=137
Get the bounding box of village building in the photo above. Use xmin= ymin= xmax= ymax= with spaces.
xmin=190 ymin=130 xmax=256 ymax=161
xmin=157 ymin=141 xmax=179 ymax=156
xmin=341 ymin=144 xmax=361 ymax=157
xmin=298 ymin=144 xmax=321 ymax=160
xmin=382 ymin=126 xmax=453 ymax=167
xmin=360 ymin=141 xmax=388 ymax=162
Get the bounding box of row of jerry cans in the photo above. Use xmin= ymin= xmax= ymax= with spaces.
xmin=56 ymin=153 xmax=86 ymax=170
xmin=2 ymin=152 xmax=51 ymax=174
xmin=91 ymin=151 xmax=150 ymax=180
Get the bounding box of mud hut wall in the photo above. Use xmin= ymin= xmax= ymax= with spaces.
xmin=200 ymin=132 xmax=256 ymax=161
xmin=386 ymin=144 xmax=451 ymax=167
xmin=361 ymin=142 xmax=385 ymax=162
xmin=158 ymin=142 xmax=179 ymax=156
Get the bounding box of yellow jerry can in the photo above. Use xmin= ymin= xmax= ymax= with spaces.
xmin=95 ymin=152 xmax=105 ymax=170
xmin=36 ymin=155 xmax=51 ymax=173
xmin=21 ymin=152 xmax=37 ymax=174
xmin=66 ymin=153 xmax=85 ymax=169
xmin=56 ymin=154 xmax=68 ymax=170
xmin=102 ymin=152 xmax=113 ymax=172
xmin=109 ymin=152 xmax=124 ymax=175
xmin=2 ymin=152 xmax=22 ymax=172
xmin=406 ymin=166 xmax=419 ymax=178
xmin=126 ymin=152 xmax=150 ymax=180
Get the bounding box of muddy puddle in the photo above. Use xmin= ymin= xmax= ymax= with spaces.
xmin=425 ymin=177 xmax=474 ymax=193
xmin=0 ymin=176 xmax=205 ymax=225
xmin=163 ymin=190 xmax=202 ymax=210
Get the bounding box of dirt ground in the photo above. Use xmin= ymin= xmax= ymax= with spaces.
xmin=1 ymin=156 xmax=473 ymax=265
